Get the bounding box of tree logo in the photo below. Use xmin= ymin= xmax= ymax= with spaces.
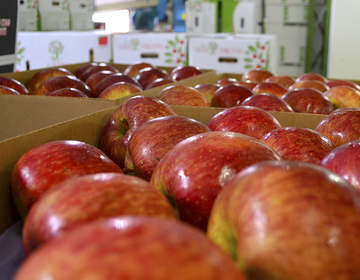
xmin=165 ymin=35 xmax=187 ymax=65
xmin=130 ymin=38 xmax=140 ymax=50
xmin=244 ymin=40 xmax=270 ymax=70
xmin=49 ymin=40 xmax=65 ymax=61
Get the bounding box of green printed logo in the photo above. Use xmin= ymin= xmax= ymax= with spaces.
xmin=130 ymin=38 xmax=140 ymax=50
xmin=49 ymin=40 xmax=65 ymax=61
xmin=244 ymin=40 xmax=270 ymax=70
xmin=17 ymin=41 xmax=25 ymax=66
xmin=165 ymin=35 xmax=187 ymax=65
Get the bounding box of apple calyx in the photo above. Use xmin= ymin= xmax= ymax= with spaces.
xmin=116 ymin=117 xmax=129 ymax=139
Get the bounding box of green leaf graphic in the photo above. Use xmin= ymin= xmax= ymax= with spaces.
xmin=244 ymin=58 xmax=253 ymax=62
xmin=249 ymin=46 xmax=256 ymax=53
xmin=166 ymin=59 xmax=174 ymax=63
xmin=168 ymin=40 xmax=176 ymax=47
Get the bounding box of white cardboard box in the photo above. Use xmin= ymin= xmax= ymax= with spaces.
xmin=112 ymin=32 xmax=188 ymax=67
xmin=0 ymin=0 xmax=18 ymax=73
xmin=188 ymin=33 xmax=277 ymax=74
xmin=70 ymin=0 xmax=94 ymax=30
xmin=265 ymin=4 xmax=308 ymax=24
xmin=16 ymin=31 xmax=112 ymax=71
xmin=185 ymin=0 xmax=219 ymax=35
xmin=18 ymin=0 xmax=40 ymax=31
xmin=38 ymin=0 xmax=71 ymax=31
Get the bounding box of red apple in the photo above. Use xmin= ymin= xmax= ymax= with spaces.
xmin=81 ymin=63 xmax=119 ymax=82
xmin=240 ymin=69 xmax=274 ymax=84
xmin=194 ymin=83 xmax=221 ymax=103
xmin=93 ymin=72 xmax=143 ymax=97
xmin=34 ymin=75 xmax=92 ymax=96
xmin=44 ymin=88 xmax=89 ymax=98
xmin=135 ymin=67 xmax=170 ymax=89
xmin=208 ymin=160 xmax=360 ymax=280
xmin=123 ymin=61 xmax=154 ymax=77
xmin=170 ymin=65 xmax=203 ymax=81
xmin=323 ymin=85 xmax=360 ymax=109
xmin=150 ymin=131 xmax=282 ymax=230
xmin=0 ymin=85 xmax=21 ymax=95
xmin=315 ymin=107 xmax=360 ymax=147
xmin=296 ymin=72 xmax=328 ymax=83
xmin=99 ymin=96 xmax=177 ymax=170
xmin=98 ymin=82 xmax=143 ymax=99
xmin=0 ymin=76 xmax=30 ymax=95
xmin=326 ymin=79 xmax=360 ymax=91
xmin=281 ymin=88 xmax=334 ymax=114
xmin=124 ymin=115 xmax=211 ymax=181
xmin=216 ymin=77 xmax=238 ymax=86
xmin=265 ymin=74 xmax=296 ymax=89
xmin=28 ymin=67 xmax=74 ymax=94
xmin=84 ymin=70 xmax=115 ymax=96
xmin=11 ymin=140 xmax=123 ymax=216
xmin=235 ymin=80 xmax=258 ymax=90
xmin=156 ymin=85 xmax=210 ymax=107
xmin=15 ymin=216 xmax=247 ymax=280
xmin=208 ymin=106 xmax=282 ymax=140
xmin=252 ymin=81 xmax=288 ymax=98
xmin=240 ymin=93 xmax=294 ymax=112
xmin=75 ymin=62 xmax=98 ymax=80
xmin=22 ymin=172 xmax=178 ymax=254
xmin=210 ymin=83 xmax=254 ymax=108
xmin=262 ymin=126 xmax=336 ymax=164
xmin=288 ymin=80 xmax=330 ymax=93
xmin=145 ymin=77 xmax=175 ymax=90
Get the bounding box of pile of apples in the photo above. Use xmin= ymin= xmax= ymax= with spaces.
xmin=5 ymin=64 xmax=360 ymax=279
xmin=0 ymin=61 xmax=204 ymax=99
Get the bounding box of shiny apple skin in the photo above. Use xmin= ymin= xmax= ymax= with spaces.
xmin=123 ymin=61 xmax=154 ymax=77
xmin=194 ymin=83 xmax=221 ymax=104
xmin=288 ymin=80 xmax=330 ymax=93
xmin=240 ymin=69 xmax=274 ymax=84
xmin=235 ymin=81 xmax=258 ymax=90
xmin=28 ymin=67 xmax=74 ymax=94
xmin=135 ymin=67 xmax=170 ymax=89
xmin=145 ymin=77 xmax=175 ymax=90
xmin=99 ymin=96 xmax=177 ymax=170
xmin=125 ymin=116 xmax=210 ymax=181
xmin=0 ymin=76 xmax=30 ymax=95
xmin=15 ymin=216 xmax=247 ymax=280
xmin=157 ymin=85 xmax=210 ymax=107
xmin=210 ymin=83 xmax=255 ymax=108
xmin=22 ymin=172 xmax=178 ymax=254
xmin=208 ymin=106 xmax=281 ymax=140
xmin=94 ymin=73 xmax=143 ymax=97
xmin=315 ymin=107 xmax=360 ymax=147
xmin=34 ymin=75 xmax=92 ymax=96
xmin=296 ymin=72 xmax=328 ymax=83
xmin=45 ymin=88 xmax=89 ymax=98
xmin=81 ymin=63 xmax=119 ymax=82
xmin=11 ymin=140 xmax=123 ymax=215
xmin=265 ymin=75 xmax=296 ymax=89
xmin=281 ymin=88 xmax=334 ymax=114
xmin=208 ymin=160 xmax=360 ymax=280
xmin=252 ymin=81 xmax=288 ymax=98
xmin=150 ymin=131 xmax=282 ymax=231
xmin=323 ymin=85 xmax=360 ymax=109
xmin=98 ymin=82 xmax=143 ymax=100
xmin=170 ymin=65 xmax=203 ymax=81
xmin=262 ymin=127 xmax=336 ymax=164
xmin=75 ymin=62 xmax=98 ymax=80
xmin=326 ymin=79 xmax=360 ymax=91
xmin=241 ymin=93 xmax=294 ymax=112
xmin=321 ymin=140 xmax=360 ymax=192
xmin=216 ymin=78 xmax=238 ymax=86
xmin=84 ymin=70 xmax=115 ymax=96
xmin=0 ymin=85 xmax=21 ymax=95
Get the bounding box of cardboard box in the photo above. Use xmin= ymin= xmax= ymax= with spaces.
xmin=16 ymin=31 xmax=112 ymax=71
xmin=188 ymin=33 xmax=277 ymax=74
xmin=112 ymin=32 xmax=188 ymax=68
xmin=185 ymin=0 xmax=220 ymax=35
xmin=265 ymin=3 xmax=308 ymax=24
xmin=0 ymin=0 xmax=18 ymax=73
xmin=221 ymin=0 xmax=263 ymax=34
xmin=38 ymin=0 xmax=71 ymax=31
xmin=18 ymin=0 xmax=40 ymax=31
xmin=70 ymin=0 xmax=94 ymax=31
